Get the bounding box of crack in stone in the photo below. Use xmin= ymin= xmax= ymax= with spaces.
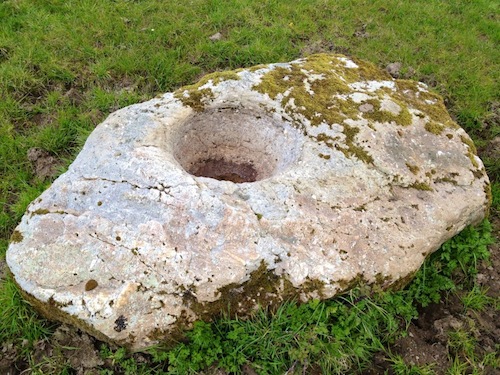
xmin=28 ymin=209 xmax=82 ymax=218
xmin=89 ymin=232 xmax=166 ymax=284
xmin=82 ymin=176 xmax=148 ymax=190
xmin=81 ymin=176 xmax=192 ymax=201
xmin=86 ymin=234 xmax=122 ymax=283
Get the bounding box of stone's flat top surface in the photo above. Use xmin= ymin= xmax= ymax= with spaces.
xmin=7 ymin=54 xmax=490 ymax=350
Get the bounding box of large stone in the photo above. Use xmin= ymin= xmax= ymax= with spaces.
xmin=7 ymin=54 xmax=490 ymax=349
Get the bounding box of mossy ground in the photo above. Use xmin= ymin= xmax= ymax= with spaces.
xmin=0 ymin=0 xmax=499 ymax=373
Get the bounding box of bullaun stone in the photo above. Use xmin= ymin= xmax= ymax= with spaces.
xmin=7 ymin=54 xmax=490 ymax=350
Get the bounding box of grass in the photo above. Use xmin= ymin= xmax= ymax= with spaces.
xmin=0 ymin=0 xmax=499 ymax=373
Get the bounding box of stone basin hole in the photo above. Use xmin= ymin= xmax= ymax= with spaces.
xmin=173 ymin=108 xmax=302 ymax=183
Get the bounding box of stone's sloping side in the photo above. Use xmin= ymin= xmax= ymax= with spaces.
xmin=7 ymin=54 xmax=490 ymax=350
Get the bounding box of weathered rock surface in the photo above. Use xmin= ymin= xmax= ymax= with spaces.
xmin=7 ymin=54 xmax=490 ymax=350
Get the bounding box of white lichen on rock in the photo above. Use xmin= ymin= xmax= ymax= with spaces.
xmin=7 ymin=54 xmax=490 ymax=350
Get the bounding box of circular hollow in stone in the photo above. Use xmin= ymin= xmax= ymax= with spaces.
xmin=172 ymin=109 xmax=302 ymax=182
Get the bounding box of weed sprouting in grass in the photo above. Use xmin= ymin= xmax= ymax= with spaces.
xmin=460 ymin=285 xmax=494 ymax=312
xmin=100 ymin=345 xmax=163 ymax=375
xmin=447 ymin=356 xmax=470 ymax=375
xmin=491 ymin=182 xmax=500 ymax=214
xmin=448 ymin=327 xmax=477 ymax=361
xmin=388 ymin=354 xmax=436 ymax=375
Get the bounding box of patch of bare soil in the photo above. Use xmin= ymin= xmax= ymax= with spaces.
xmin=364 ymin=271 xmax=499 ymax=374
xmin=1 ymin=325 xmax=103 ymax=375
xmin=27 ymin=147 xmax=62 ymax=181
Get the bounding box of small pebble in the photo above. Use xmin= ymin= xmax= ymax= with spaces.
xmin=359 ymin=103 xmax=374 ymax=113
xmin=209 ymin=32 xmax=222 ymax=41
xmin=386 ymin=62 xmax=402 ymax=78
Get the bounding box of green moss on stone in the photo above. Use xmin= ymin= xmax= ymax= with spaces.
xmin=424 ymin=121 xmax=446 ymax=135
xmin=435 ymin=177 xmax=458 ymax=185
xmin=387 ymin=270 xmax=418 ymax=291
xmin=460 ymin=135 xmax=479 ymax=168
xmin=361 ymin=98 xmax=412 ymax=126
xmin=484 ymin=182 xmax=492 ymax=215
xmin=394 ymin=80 xmax=460 ymax=130
xmin=174 ymin=87 xmax=214 ymax=112
xmin=252 ymin=55 xmax=359 ymax=126
xmin=300 ymin=277 xmax=326 ymax=298
xmin=185 ymin=261 xmax=285 ymax=320
xmin=198 ymin=70 xmax=241 ymax=86
xmin=10 ymin=230 xmax=23 ymax=243
xmin=406 ymin=163 xmax=420 ymax=175
xmin=409 ymin=182 xmax=433 ymax=191
xmin=252 ymin=54 xmax=422 ymax=164
xmin=335 ymin=274 xmax=364 ymax=291
xmin=349 ymin=56 xmax=393 ymax=82
xmin=29 ymin=208 xmax=67 ymax=217
xmin=247 ymin=64 xmax=267 ymax=72
xmin=315 ymin=133 xmax=338 ymax=148
xmin=184 ymin=262 xmax=327 ymax=326
xmin=340 ymin=124 xmax=374 ymax=164
xmin=32 ymin=208 xmax=50 ymax=215
xmin=173 ymin=70 xmax=240 ymax=111
xmin=11 ymin=277 xmax=122 ymax=348
xmin=187 ymin=70 xmax=240 ymax=90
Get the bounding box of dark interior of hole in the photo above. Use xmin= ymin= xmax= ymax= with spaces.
xmin=190 ymin=158 xmax=258 ymax=183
